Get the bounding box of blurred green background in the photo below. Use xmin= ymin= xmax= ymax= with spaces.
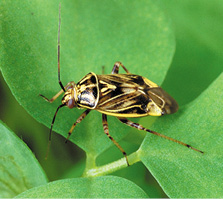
xmin=1 ymin=0 xmax=223 ymax=198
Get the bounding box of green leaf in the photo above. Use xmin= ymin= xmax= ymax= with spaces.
xmin=113 ymin=161 xmax=164 ymax=198
xmin=16 ymin=176 xmax=148 ymax=198
xmin=0 ymin=121 xmax=47 ymax=198
xmin=139 ymin=73 xmax=223 ymax=198
xmin=0 ymin=0 xmax=175 ymax=158
xmin=162 ymin=0 xmax=223 ymax=105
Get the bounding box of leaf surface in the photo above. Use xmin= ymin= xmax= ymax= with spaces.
xmin=16 ymin=176 xmax=148 ymax=198
xmin=0 ymin=121 xmax=47 ymax=198
xmin=140 ymin=73 xmax=223 ymax=198
xmin=0 ymin=0 xmax=175 ymax=157
xmin=162 ymin=0 xmax=223 ymax=105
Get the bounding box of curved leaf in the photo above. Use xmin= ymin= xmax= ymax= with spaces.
xmin=16 ymin=176 xmax=148 ymax=198
xmin=162 ymin=0 xmax=223 ymax=105
xmin=0 ymin=0 xmax=175 ymax=157
xmin=0 ymin=121 xmax=47 ymax=198
xmin=139 ymin=73 xmax=223 ymax=198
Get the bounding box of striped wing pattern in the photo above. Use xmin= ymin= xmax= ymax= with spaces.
xmin=95 ymin=74 xmax=178 ymax=117
xmin=96 ymin=74 xmax=160 ymax=117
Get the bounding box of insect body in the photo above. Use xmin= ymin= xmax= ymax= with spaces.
xmin=40 ymin=5 xmax=203 ymax=166
xmin=68 ymin=71 xmax=178 ymax=117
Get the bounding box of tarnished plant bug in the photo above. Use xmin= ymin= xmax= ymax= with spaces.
xmin=40 ymin=4 xmax=203 ymax=166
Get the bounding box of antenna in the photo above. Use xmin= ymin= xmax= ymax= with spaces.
xmin=58 ymin=3 xmax=65 ymax=92
xmin=45 ymin=103 xmax=66 ymax=159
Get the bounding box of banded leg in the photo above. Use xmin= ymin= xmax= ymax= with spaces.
xmin=111 ymin=61 xmax=130 ymax=74
xmin=39 ymin=81 xmax=75 ymax=103
xmin=66 ymin=109 xmax=91 ymax=142
xmin=102 ymin=114 xmax=129 ymax=166
xmin=118 ymin=117 xmax=204 ymax=153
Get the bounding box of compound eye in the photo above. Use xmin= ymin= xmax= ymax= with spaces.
xmin=67 ymin=99 xmax=75 ymax=108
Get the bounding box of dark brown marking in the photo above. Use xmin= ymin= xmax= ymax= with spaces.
xmin=92 ymin=87 xmax=98 ymax=99
xmin=90 ymin=75 xmax=97 ymax=84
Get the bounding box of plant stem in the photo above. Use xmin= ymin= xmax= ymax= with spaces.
xmin=85 ymin=152 xmax=97 ymax=170
xmin=82 ymin=150 xmax=141 ymax=177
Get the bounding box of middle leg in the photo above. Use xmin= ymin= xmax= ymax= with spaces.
xmin=102 ymin=114 xmax=129 ymax=166
xmin=111 ymin=61 xmax=130 ymax=74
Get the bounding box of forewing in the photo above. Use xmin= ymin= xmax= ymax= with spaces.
xmin=147 ymin=87 xmax=178 ymax=115
xmin=97 ymin=74 xmax=154 ymax=117
xmin=96 ymin=74 xmax=178 ymax=117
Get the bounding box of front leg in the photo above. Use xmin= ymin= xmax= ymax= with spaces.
xmin=111 ymin=61 xmax=130 ymax=74
xmin=39 ymin=81 xmax=75 ymax=103
xmin=65 ymin=109 xmax=91 ymax=142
